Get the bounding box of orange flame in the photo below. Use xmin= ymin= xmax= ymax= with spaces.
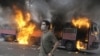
xmin=32 ymin=30 xmax=42 ymax=37
xmin=72 ymin=17 xmax=90 ymax=28
xmin=76 ymin=40 xmax=87 ymax=50
xmin=13 ymin=6 xmax=37 ymax=45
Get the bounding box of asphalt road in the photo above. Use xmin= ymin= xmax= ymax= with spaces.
xmin=0 ymin=41 xmax=100 ymax=56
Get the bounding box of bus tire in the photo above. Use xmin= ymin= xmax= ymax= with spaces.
xmin=65 ymin=41 xmax=75 ymax=51
xmin=4 ymin=35 xmax=16 ymax=42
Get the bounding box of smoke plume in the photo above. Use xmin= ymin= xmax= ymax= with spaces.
xmin=0 ymin=0 xmax=100 ymax=29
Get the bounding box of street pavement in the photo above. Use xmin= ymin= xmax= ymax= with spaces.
xmin=0 ymin=41 xmax=99 ymax=56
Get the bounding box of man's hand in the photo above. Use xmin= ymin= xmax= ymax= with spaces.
xmin=37 ymin=47 xmax=40 ymax=50
xmin=48 ymin=53 xmax=53 ymax=56
xmin=49 ymin=41 xmax=59 ymax=56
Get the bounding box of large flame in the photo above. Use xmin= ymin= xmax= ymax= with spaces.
xmin=72 ymin=17 xmax=90 ymax=28
xmin=76 ymin=40 xmax=87 ymax=50
xmin=13 ymin=6 xmax=37 ymax=45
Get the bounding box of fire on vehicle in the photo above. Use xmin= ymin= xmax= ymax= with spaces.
xmin=0 ymin=5 xmax=42 ymax=45
xmin=58 ymin=17 xmax=100 ymax=51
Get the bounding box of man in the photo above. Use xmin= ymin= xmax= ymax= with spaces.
xmin=39 ymin=20 xmax=59 ymax=56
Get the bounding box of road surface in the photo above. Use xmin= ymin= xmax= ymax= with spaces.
xmin=0 ymin=41 xmax=100 ymax=56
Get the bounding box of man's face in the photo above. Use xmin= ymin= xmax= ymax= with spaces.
xmin=41 ymin=22 xmax=47 ymax=31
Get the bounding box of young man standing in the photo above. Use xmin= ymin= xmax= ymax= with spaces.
xmin=39 ymin=20 xmax=59 ymax=56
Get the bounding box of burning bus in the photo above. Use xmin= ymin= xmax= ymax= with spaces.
xmin=59 ymin=17 xmax=100 ymax=51
xmin=0 ymin=24 xmax=16 ymax=42
xmin=0 ymin=5 xmax=42 ymax=45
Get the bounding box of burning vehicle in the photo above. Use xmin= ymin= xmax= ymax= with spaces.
xmin=0 ymin=5 xmax=42 ymax=45
xmin=0 ymin=23 xmax=41 ymax=45
xmin=0 ymin=24 xmax=16 ymax=42
xmin=59 ymin=17 xmax=100 ymax=51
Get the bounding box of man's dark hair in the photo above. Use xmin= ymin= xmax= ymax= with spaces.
xmin=42 ymin=20 xmax=50 ymax=29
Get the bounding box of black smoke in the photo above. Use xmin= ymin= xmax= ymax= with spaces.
xmin=0 ymin=0 xmax=25 ymax=7
xmin=0 ymin=0 xmax=100 ymax=30
xmin=44 ymin=0 xmax=100 ymax=31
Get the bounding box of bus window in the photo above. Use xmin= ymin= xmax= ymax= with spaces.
xmin=94 ymin=26 xmax=97 ymax=32
xmin=63 ymin=28 xmax=77 ymax=33
xmin=90 ymin=26 xmax=94 ymax=33
xmin=92 ymin=25 xmax=99 ymax=40
xmin=93 ymin=25 xmax=99 ymax=34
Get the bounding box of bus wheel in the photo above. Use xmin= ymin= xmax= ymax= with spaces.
xmin=65 ymin=41 xmax=75 ymax=51
xmin=4 ymin=35 xmax=16 ymax=42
